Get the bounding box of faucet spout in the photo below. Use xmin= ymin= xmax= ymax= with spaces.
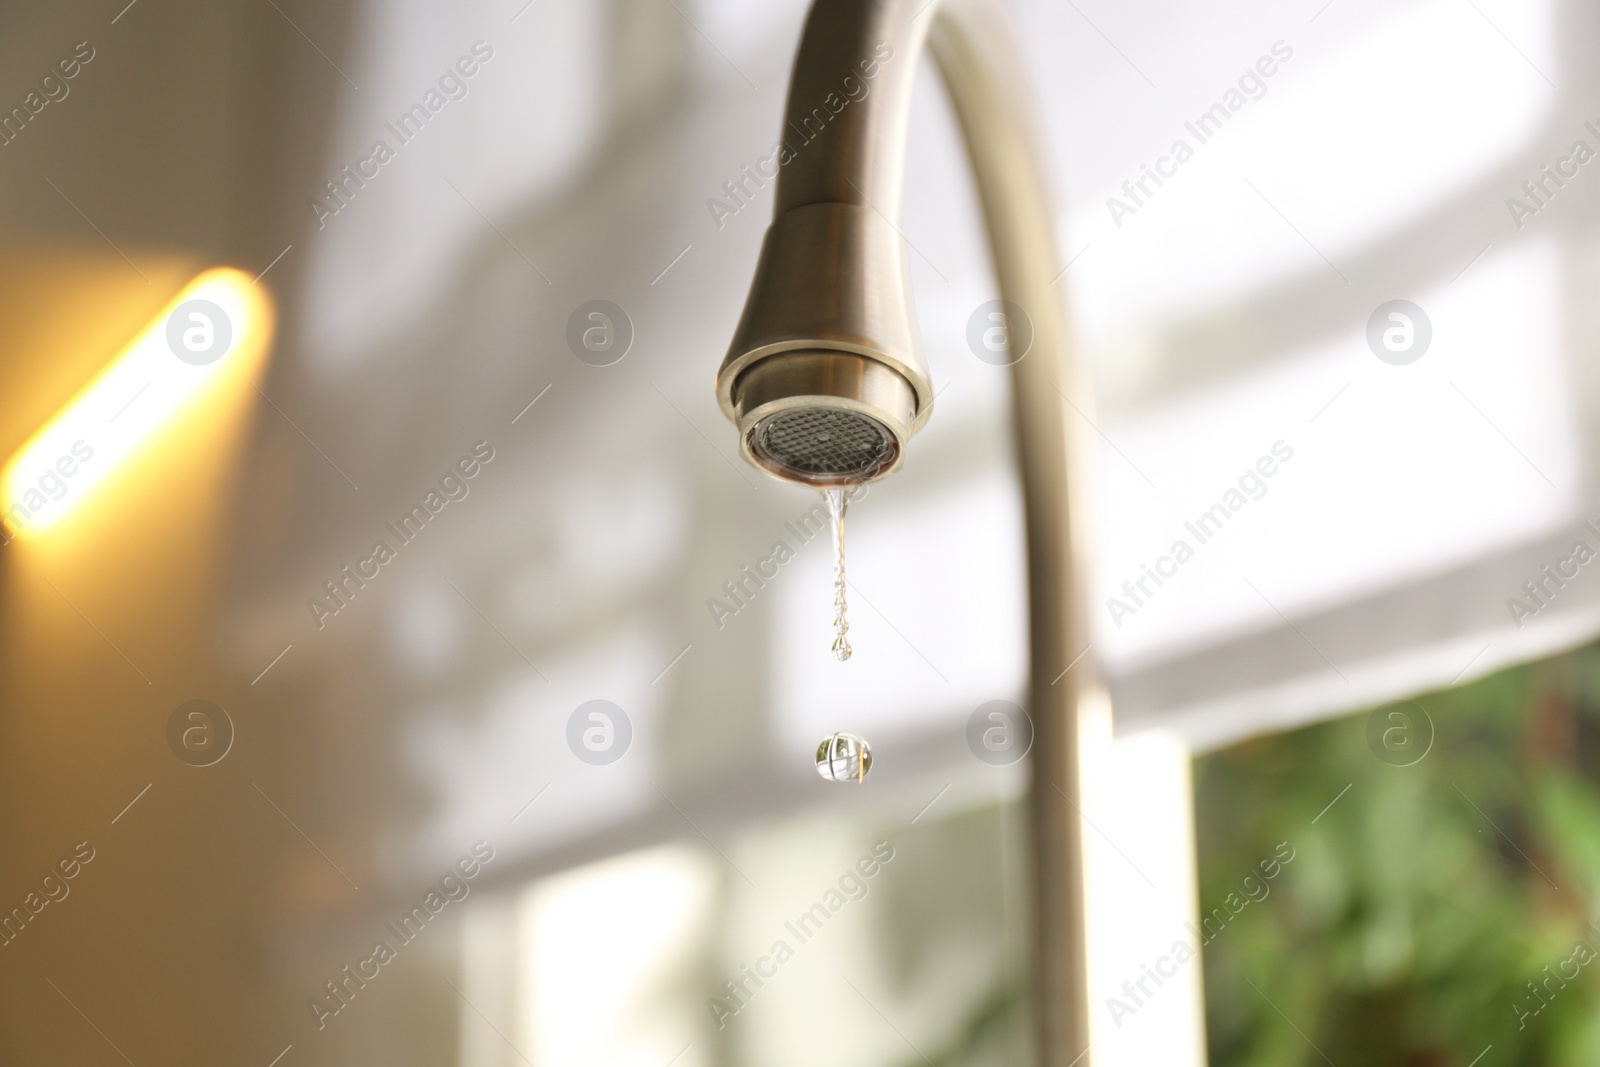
xmin=715 ymin=0 xmax=1105 ymax=1062
xmin=714 ymin=0 xmax=937 ymax=486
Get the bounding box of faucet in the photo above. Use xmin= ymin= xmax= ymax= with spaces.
xmin=713 ymin=0 xmax=1103 ymax=1061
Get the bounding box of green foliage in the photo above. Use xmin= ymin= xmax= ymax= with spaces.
xmin=1196 ymin=646 xmax=1600 ymax=1066
xmin=892 ymin=978 xmax=1028 ymax=1067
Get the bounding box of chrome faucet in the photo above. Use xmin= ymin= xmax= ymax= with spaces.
xmin=714 ymin=0 xmax=1105 ymax=1061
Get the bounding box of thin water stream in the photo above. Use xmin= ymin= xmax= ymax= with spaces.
xmin=816 ymin=486 xmax=875 ymax=782
xmin=823 ymin=486 xmax=854 ymax=661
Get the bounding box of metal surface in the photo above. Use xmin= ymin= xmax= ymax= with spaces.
xmin=733 ymin=350 xmax=914 ymax=484
xmin=714 ymin=0 xmax=1104 ymax=1061
xmin=717 ymin=203 xmax=932 ymax=484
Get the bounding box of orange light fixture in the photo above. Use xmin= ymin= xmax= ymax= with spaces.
xmin=1 ymin=267 xmax=274 ymax=540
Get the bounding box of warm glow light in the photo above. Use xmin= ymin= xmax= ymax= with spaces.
xmin=1085 ymin=728 xmax=1207 ymax=1066
xmin=1 ymin=268 xmax=274 ymax=540
xmin=517 ymin=846 xmax=714 ymax=1067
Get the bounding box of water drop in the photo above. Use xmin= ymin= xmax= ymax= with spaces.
xmin=824 ymin=486 xmax=855 ymax=661
xmin=815 ymin=732 xmax=873 ymax=783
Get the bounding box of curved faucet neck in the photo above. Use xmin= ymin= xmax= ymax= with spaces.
xmin=750 ymin=1 xmax=1104 ymax=1063
xmin=771 ymin=0 xmax=931 ymax=221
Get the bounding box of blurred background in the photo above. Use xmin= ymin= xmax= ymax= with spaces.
xmin=1 ymin=0 xmax=1597 ymax=1064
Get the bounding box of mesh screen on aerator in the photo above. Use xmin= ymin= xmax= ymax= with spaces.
xmin=749 ymin=407 xmax=897 ymax=481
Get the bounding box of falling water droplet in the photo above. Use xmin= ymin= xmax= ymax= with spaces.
xmin=824 ymin=486 xmax=854 ymax=661
xmin=815 ymin=732 xmax=873 ymax=783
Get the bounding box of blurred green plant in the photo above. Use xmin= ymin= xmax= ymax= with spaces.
xmin=889 ymin=978 xmax=1027 ymax=1067
xmin=1196 ymin=645 xmax=1600 ymax=1066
